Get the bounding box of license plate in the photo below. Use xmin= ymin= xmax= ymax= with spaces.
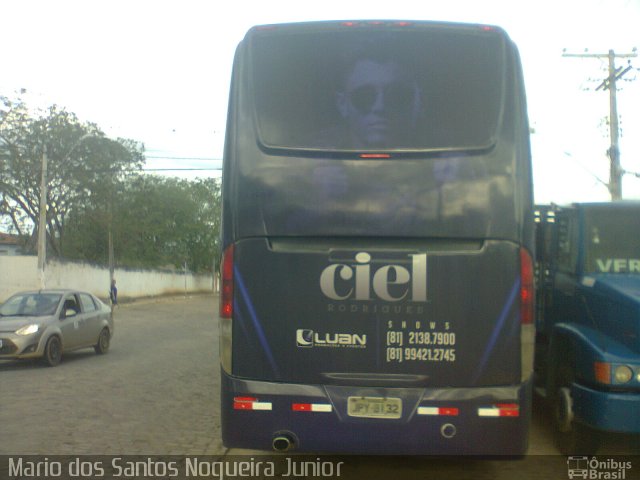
xmin=347 ymin=396 xmax=402 ymax=419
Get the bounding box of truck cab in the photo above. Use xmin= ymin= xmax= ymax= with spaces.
xmin=534 ymin=202 xmax=640 ymax=454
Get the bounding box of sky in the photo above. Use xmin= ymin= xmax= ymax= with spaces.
xmin=2 ymin=0 xmax=639 ymax=204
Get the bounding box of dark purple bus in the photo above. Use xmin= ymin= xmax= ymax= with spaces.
xmin=218 ymin=20 xmax=535 ymax=455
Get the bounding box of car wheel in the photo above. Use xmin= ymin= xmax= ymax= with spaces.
xmin=552 ymin=363 xmax=601 ymax=455
xmin=94 ymin=328 xmax=110 ymax=354
xmin=42 ymin=336 xmax=62 ymax=367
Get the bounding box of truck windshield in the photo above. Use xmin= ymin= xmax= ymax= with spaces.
xmin=584 ymin=208 xmax=640 ymax=274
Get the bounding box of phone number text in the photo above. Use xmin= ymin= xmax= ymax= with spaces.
xmin=385 ymin=347 xmax=456 ymax=363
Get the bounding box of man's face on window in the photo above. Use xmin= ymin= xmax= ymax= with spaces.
xmin=338 ymin=59 xmax=419 ymax=149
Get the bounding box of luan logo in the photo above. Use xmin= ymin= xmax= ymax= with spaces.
xmin=320 ymin=252 xmax=427 ymax=302
xmin=296 ymin=329 xmax=367 ymax=348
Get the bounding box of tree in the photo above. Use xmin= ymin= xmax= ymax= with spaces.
xmin=180 ymin=177 xmax=221 ymax=273
xmin=0 ymin=94 xmax=31 ymax=236
xmin=1 ymin=94 xmax=222 ymax=273
xmin=0 ymin=102 xmax=144 ymax=256
xmin=113 ymin=175 xmax=221 ymax=272
xmin=63 ymin=175 xmax=221 ymax=273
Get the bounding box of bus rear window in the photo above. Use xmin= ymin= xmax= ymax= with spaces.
xmin=249 ymin=28 xmax=505 ymax=152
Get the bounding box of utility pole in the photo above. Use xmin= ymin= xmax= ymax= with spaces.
xmin=36 ymin=133 xmax=96 ymax=289
xmin=37 ymin=148 xmax=48 ymax=289
xmin=563 ymin=49 xmax=637 ymax=200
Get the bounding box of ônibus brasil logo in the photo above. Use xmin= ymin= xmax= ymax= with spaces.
xmin=320 ymin=252 xmax=427 ymax=302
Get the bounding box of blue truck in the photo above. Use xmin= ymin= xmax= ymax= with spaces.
xmin=534 ymin=202 xmax=640 ymax=454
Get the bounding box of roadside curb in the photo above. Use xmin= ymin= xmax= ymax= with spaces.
xmin=105 ymin=291 xmax=218 ymax=308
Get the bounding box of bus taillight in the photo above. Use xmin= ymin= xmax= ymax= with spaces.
xmin=220 ymin=244 xmax=235 ymax=318
xmin=520 ymin=248 xmax=535 ymax=381
xmin=519 ymin=248 xmax=534 ymax=325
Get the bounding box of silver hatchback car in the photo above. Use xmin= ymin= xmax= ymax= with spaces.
xmin=0 ymin=289 xmax=114 ymax=366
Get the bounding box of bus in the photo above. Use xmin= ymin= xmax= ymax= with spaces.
xmin=219 ymin=20 xmax=535 ymax=455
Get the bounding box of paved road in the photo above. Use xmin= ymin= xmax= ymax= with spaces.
xmin=0 ymin=294 xmax=222 ymax=456
xmin=1 ymin=295 xmax=637 ymax=479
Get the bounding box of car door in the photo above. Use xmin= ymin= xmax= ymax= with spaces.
xmin=79 ymin=293 xmax=102 ymax=345
xmin=58 ymin=294 xmax=85 ymax=349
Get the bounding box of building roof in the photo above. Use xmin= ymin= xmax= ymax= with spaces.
xmin=0 ymin=232 xmax=20 ymax=246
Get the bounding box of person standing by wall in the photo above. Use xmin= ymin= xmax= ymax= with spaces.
xmin=109 ymin=279 xmax=118 ymax=315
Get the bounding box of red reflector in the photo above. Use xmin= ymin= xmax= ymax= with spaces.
xmin=478 ymin=404 xmax=520 ymax=417
xmin=233 ymin=397 xmax=256 ymax=410
xmin=497 ymin=404 xmax=520 ymax=417
xmin=417 ymin=406 xmax=459 ymax=416
xmin=234 ymin=397 xmax=258 ymax=402
xmin=220 ymin=245 xmax=234 ymax=318
xmin=520 ymin=248 xmax=534 ymax=325
xmin=233 ymin=397 xmax=272 ymax=411
xmin=439 ymin=407 xmax=459 ymax=416
xmin=499 ymin=409 xmax=519 ymax=417
xmin=291 ymin=403 xmax=332 ymax=412
xmin=360 ymin=153 xmax=391 ymax=159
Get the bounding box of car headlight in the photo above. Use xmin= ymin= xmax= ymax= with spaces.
xmin=16 ymin=324 xmax=39 ymax=336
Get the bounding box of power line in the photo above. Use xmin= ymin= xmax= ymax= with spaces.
xmin=145 ymin=155 xmax=222 ymax=161
xmin=563 ymin=48 xmax=637 ymax=200
xmin=142 ymin=167 xmax=222 ymax=171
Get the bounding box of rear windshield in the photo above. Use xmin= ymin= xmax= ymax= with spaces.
xmin=250 ymin=27 xmax=505 ymax=152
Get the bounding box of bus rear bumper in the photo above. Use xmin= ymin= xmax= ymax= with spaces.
xmin=221 ymin=371 xmax=532 ymax=455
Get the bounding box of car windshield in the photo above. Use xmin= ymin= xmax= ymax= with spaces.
xmin=0 ymin=293 xmax=62 ymax=317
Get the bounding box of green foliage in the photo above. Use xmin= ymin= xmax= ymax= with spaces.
xmin=1 ymin=94 xmax=222 ymax=273
xmin=0 ymin=98 xmax=144 ymax=256
xmin=63 ymin=175 xmax=221 ymax=273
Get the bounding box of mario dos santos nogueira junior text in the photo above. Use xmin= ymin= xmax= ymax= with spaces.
xmin=7 ymin=456 xmax=346 ymax=478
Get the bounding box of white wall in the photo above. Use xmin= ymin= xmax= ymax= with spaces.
xmin=0 ymin=256 xmax=214 ymax=303
xmin=0 ymin=256 xmax=38 ymax=300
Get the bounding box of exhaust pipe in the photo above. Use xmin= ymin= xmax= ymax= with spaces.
xmin=440 ymin=423 xmax=457 ymax=439
xmin=272 ymin=433 xmax=296 ymax=452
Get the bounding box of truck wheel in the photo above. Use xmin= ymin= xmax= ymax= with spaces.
xmin=552 ymin=363 xmax=601 ymax=455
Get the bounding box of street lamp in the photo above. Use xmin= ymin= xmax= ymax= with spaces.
xmin=37 ymin=133 xmax=95 ymax=289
